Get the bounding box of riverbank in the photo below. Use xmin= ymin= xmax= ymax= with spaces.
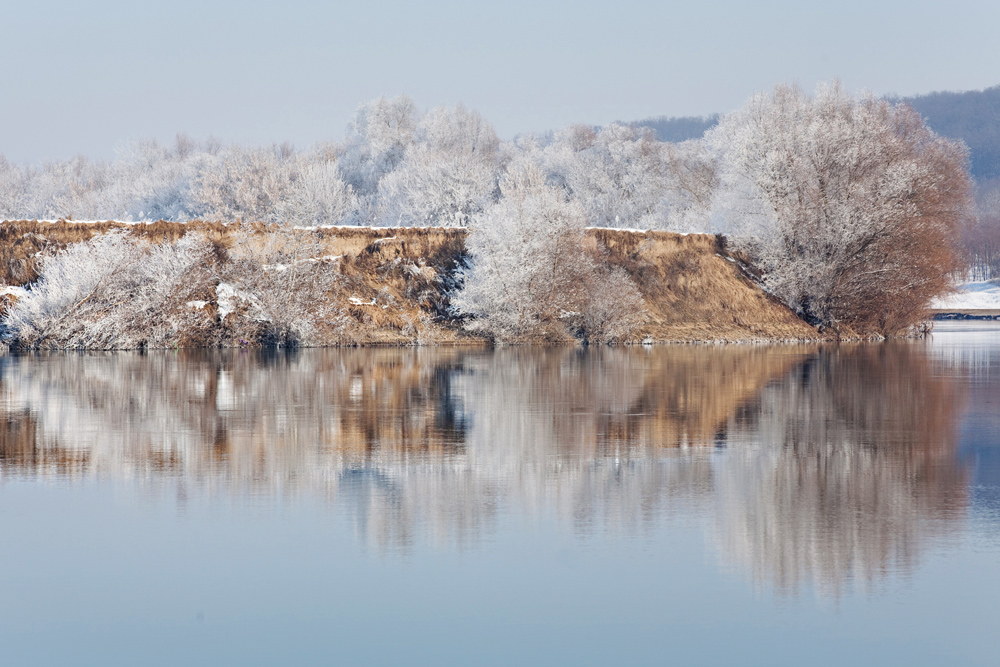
xmin=0 ymin=220 xmax=820 ymax=348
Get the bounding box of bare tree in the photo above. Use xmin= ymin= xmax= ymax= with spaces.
xmin=960 ymin=177 xmax=1000 ymax=281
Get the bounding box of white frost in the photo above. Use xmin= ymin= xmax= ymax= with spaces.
xmin=215 ymin=283 xmax=240 ymax=319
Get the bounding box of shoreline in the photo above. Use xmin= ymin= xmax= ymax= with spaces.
xmin=0 ymin=220 xmax=828 ymax=350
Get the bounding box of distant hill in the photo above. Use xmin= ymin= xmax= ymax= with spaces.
xmin=629 ymin=87 xmax=1000 ymax=181
xmin=897 ymin=86 xmax=1000 ymax=180
xmin=628 ymin=114 xmax=719 ymax=143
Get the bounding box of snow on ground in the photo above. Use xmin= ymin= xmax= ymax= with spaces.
xmin=0 ymin=286 xmax=28 ymax=299
xmin=931 ymin=281 xmax=1000 ymax=310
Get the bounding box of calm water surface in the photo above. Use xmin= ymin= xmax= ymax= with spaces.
xmin=1 ymin=324 xmax=999 ymax=666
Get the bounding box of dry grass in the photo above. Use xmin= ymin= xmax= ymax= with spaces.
xmin=0 ymin=220 xmax=232 ymax=286
xmin=590 ymin=229 xmax=821 ymax=342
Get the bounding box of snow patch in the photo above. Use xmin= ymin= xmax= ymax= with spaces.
xmin=931 ymin=281 xmax=1000 ymax=310
xmin=584 ymin=226 xmax=695 ymax=235
xmin=215 ymin=283 xmax=271 ymax=322
xmin=290 ymin=224 xmax=465 ymax=231
xmin=216 ymin=283 xmax=238 ymax=319
xmin=263 ymin=256 xmax=341 ymax=272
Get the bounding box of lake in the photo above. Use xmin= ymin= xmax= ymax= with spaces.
xmin=1 ymin=324 xmax=998 ymax=666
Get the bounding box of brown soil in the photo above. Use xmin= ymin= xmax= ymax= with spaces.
xmin=590 ymin=229 xmax=819 ymax=342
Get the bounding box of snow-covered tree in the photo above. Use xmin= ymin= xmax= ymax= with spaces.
xmin=0 ymin=156 xmax=29 ymax=221
xmin=543 ymin=123 xmax=667 ymax=229
xmin=192 ymin=145 xmax=296 ymax=222
xmin=454 ymin=161 xmax=644 ymax=342
xmin=109 ymin=139 xmax=201 ymax=221
xmin=377 ymin=104 xmax=501 ymax=227
xmin=539 ymin=123 xmax=714 ymax=232
xmin=277 ymin=159 xmax=358 ymax=227
xmin=657 ymin=139 xmax=717 ymax=232
xmin=708 ymin=81 xmax=972 ymax=334
xmin=21 ymin=155 xmax=111 ymax=220
xmin=338 ymin=95 xmax=418 ymax=197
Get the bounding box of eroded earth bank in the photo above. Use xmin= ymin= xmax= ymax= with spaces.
xmin=0 ymin=221 xmax=817 ymax=349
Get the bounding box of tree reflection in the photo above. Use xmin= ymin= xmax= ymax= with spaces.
xmin=0 ymin=342 xmax=968 ymax=588
xmin=714 ymin=343 xmax=967 ymax=596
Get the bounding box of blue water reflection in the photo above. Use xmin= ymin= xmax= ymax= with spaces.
xmin=0 ymin=331 xmax=997 ymax=666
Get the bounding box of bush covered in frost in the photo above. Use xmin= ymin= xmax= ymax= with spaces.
xmin=4 ymin=231 xmax=216 ymax=349
xmin=453 ymin=163 xmax=645 ymax=343
xmin=216 ymin=226 xmax=346 ymax=346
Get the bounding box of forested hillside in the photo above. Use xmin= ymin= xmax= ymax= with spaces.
xmin=630 ymin=86 xmax=1000 ymax=182
xmin=899 ymin=86 xmax=1000 ymax=180
xmin=628 ymin=115 xmax=719 ymax=143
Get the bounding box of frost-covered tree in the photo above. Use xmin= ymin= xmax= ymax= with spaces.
xmin=109 ymin=139 xmax=201 ymax=221
xmin=377 ymin=104 xmax=501 ymax=227
xmin=0 ymin=156 xmax=29 ymax=221
xmin=338 ymin=95 xmax=418 ymax=197
xmin=540 ymin=123 xmax=714 ymax=232
xmin=193 ymin=145 xmax=297 ymax=222
xmin=658 ymin=139 xmax=717 ymax=232
xmin=277 ymin=159 xmax=358 ymax=227
xmin=708 ymin=81 xmax=973 ymax=334
xmin=4 ymin=138 xmax=213 ymax=223
xmin=22 ymin=155 xmax=113 ymax=220
xmin=544 ymin=123 xmax=667 ymax=229
xmin=0 ymin=94 xmax=716 ymax=233
xmin=455 ymin=161 xmax=644 ymax=342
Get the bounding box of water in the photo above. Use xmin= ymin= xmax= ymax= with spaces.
xmin=1 ymin=327 xmax=998 ymax=666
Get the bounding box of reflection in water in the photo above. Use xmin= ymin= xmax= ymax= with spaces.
xmin=0 ymin=343 xmax=968 ymax=592
xmin=714 ymin=344 xmax=967 ymax=595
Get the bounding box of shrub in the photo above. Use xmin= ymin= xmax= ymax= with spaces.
xmin=454 ymin=162 xmax=645 ymax=343
xmin=218 ymin=226 xmax=344 ymax=346
xmin=4 ymin=231 xmax=216 ymax=349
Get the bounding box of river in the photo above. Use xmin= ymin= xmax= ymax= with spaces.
xmin=1 ymin=324 xmax=998 ymax=665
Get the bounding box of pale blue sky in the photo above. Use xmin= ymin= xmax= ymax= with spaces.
xmin=2 ymin=0 xmax=998 ymax=163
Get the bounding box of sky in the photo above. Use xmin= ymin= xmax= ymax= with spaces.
xmin=2 ymin=0 xmax=999 ymax=163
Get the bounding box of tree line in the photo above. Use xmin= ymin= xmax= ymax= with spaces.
xmin=0 ymin=81 xmax=974 ymax=339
